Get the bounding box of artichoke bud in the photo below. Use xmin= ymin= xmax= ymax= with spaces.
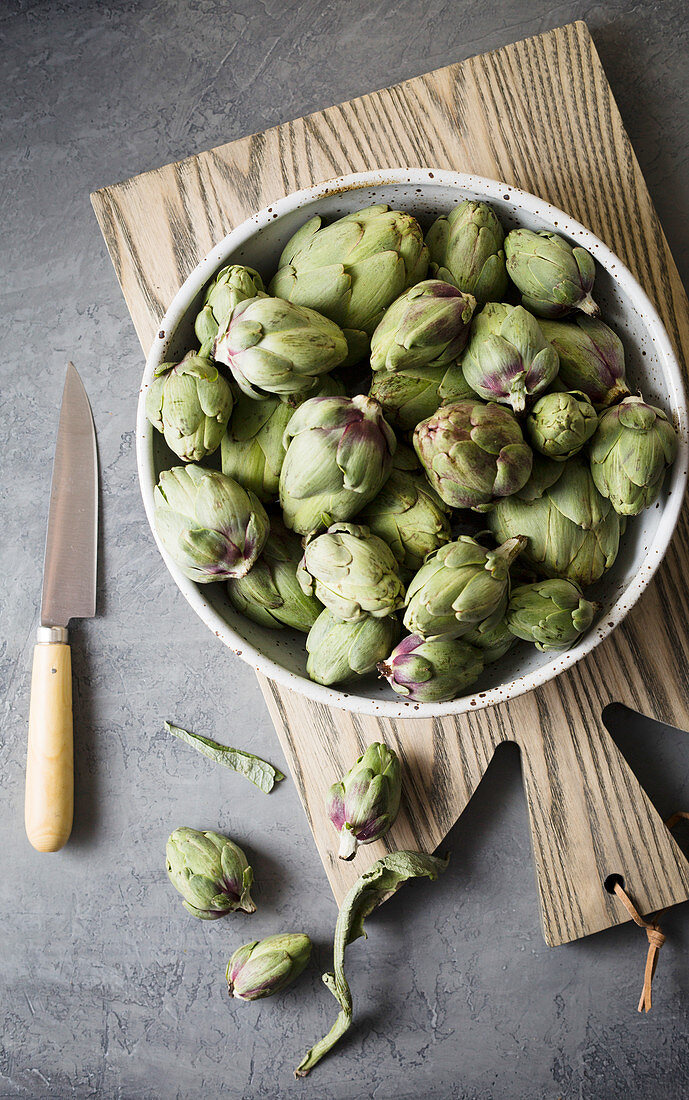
xmin=297 ymin=522 xmax=405 ymax=622
xmin=166 ymin=827 xmax=256 ymax=920
xmin=306 ymin=609 xmax=400 ymax=685
xmin=325 ymin=742 xmax=402 ymax=859
xmin=526 ymin=389 xmax=598 ymax=460
xmin=145 ymin=351 xmax=234 ymax=462
xmin=369 ymin=361 xmax=476 ymax=432
xmin=539 ymin=316 xmax=629 ymax=408
xmin=378 ymin=633 xmax=483 ymax=703
xmin=154 ymin=465 xmax=269 ymax=582
xmin=504 ymin=228 xmax=599 ymax=318
xmin=194 ymin=265 xmax=266 ymax=355
xmin=214 ymin=296 xmax=348 ymax=402
xmin=370 ymin=279 xmax=476 ymax=374
xmin=462 ymin=601 xmax=516 ymax=663
xmin=227 ymin=519 xmax=322 ymax=632
xmin=589 ymin=395 xmax=678 ymax=515
xmin=413 ymin=398 xmax=533 ymax=511
xmin=359 ymin=467 xmax=452 ymax=572
xmin=425 ymin=200 xmax=508 ymax=304
xmin=226 ymin=933 xmax=312 ymax=1000
xmin=507 ymin=578 xmax=598 ymax=651
xmin=461 ymin=303 xmax=559 ymax=412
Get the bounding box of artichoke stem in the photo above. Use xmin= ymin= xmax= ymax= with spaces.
xmin=578 ymin=293 xmax=600 ymax=317
xmin=338 ymin=827 xmax=359 ymax=861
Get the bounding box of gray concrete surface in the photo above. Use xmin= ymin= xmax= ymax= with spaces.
xmin=3 ymin=1 xmax=689 ymax=1096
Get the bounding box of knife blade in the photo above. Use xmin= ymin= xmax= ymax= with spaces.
xmin=26 ymin=363 xmax=98 ymax=852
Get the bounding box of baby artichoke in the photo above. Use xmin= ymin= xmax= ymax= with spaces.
xmin=426 ymin=199 xmax=508 ymax=304
xmin=154 ymin=466 xmax=269 ymax=582
xmin=227 ymin=520 xmax=322 ymax=632
xmin=368 ymin=360 xmax=476 ymax=432
xmin=507 ymin=578 xmax=597 ymax=651
xmin=214 ymin=296 xmax=348 ymax=402
xmin=297 ymin=522 xmax=405 ymax=622
xmin=227 ymin=934 xmax=312 ymax=1000
xmin=166 ymin=827 xmax=255 ymax=920
xmin=538 ymin=316 xmax=629 ymax=408
xmin=306 ymin=609 xmax=400 ymax=686
xmin=462 ymin=302 xmax=559 ymax=412
xmin=280 ymin=394 xmax=396 ymax=535
xmin=378 ymin=633 xmax=484 ymax=702
xmin=146 ymin=351 xmax=234 ymax=462
xmin=463 ymin=602 xmax=516 ymax=663
xmin=589 ymin=395 xmax=678 ymax=515
xmin=325 ymin=742 xmax=401 ymax=859
xmin=526 ymin=390 xmax=598 ymax=460
xmin=194 ymin=264 xmax=266 ymax=356
xmin=413 ymin=399 xmax=533 ymax=511
xmin=370 ymin=279 xmax=475 ymax=374
xmin=359 ymin=465 xmax=451 ymax=573
xmin=504 ymin=229 xmax=599 ymax=318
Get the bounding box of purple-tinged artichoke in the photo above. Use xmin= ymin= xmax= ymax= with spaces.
xmin=368 ymin=360 xmax=476 ymax=432
xmin=227 ymin=519 xmax=322 ymax=632
xmin=413 ymin=399 xmax=533 ymax=511
xmin=379 ymin=633 xmax=483 ymax=703
xmin=146 ymin=351 xmax=234 ymax=463
xmin=153 ymin=466 xmax=269 ymax=582
xmin=165 ymin=827 xmax=255 ymax=920
xmin=589 ymin=395 xmax=678 ymax=515
xmin=370 ymin=280 xmax=476 ymax=374
xmin=306 ymin=609 xmax=400 ymax=686
xmin=326 ymin=742 xmax=401 ymax=859
xmin=227 ymin=934 xmax=312 ymax=1000
xmin=298 ymin=522 xmax=405 ymax=622
xmin=504 ymin=229 xmax=599 ymax=318
xmin=426 ymin=200 xmax=508 ymax=304
xmin=462 ymin=303 xmax=559 ymax=412
xmin=280 ymin=394 xmax=396 ymax=535
xmin=507 ymin=578 xmax=597 ymax=651
xmin=526 ymin=389 xmax=598 ymax=460
xmin=539 ymin=316 xmax=629 ymax=408
xmin=195 ymin=264 xmax=266 ymax=356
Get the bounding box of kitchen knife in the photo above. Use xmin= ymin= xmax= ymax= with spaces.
xmin=25 ymin=362 xmax=98 ymax=852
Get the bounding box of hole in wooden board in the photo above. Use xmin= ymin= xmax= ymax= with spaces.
xmin=604 ymin=873 xmax=625 ymax=894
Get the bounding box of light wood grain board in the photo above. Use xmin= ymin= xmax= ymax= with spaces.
xmin=92 ymin=21 xmax=689 ymax=945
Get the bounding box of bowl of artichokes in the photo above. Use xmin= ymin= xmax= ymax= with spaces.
xmin=137 ymin=168 xmax=686 ymax=716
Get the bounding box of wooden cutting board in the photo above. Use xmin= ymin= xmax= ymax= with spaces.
xmin=92 ymin=21 xmax=689 ymax=946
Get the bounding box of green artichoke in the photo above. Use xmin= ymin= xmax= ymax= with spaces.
xmin=538 ymin=316 xmax=629 ymax=408
xmin=378 ymin=633 xmax=484 ymax=703
xmin=461 ymin=303 xmax=559 ymax=412
xmin=369 ymin=279 xmax=476 ymax=374
xmin=227 ymin=520 xmax=322 ymax=632
xmin=425 ymin=199 xmax=508 ymax=304
xmin=279 ymin=394 xmax=396 ymax=535
xmin=227 ymin=934 xmax=312 ymax=1000
xmin=413 ymin=399 xmax=533 ymax=511
xmin=145 ymin=351 xmax=234 ymax=462
xmin=526 ymin=390 xmax=598 ymax=460
xmin=214 ymin=296 xmax=348 ymax=402
xmin=306 ymin=609 xmax=400 ymax=686
xmin=269 ymin=204 xmax=429 ymax=362
xmin=589 ymin=395 xmax=678 ymax=515
xmin=297 ymin=522 xmax=405 ymax=622
xmin=368 ymin=360 xmax=476 ymax=432
xmin=359 ymin=465 xmax=451 ymax=573
xmin=194 ymin=264 xmax=266 ymax=356
xmin=463 ymin=602 xmax=516 ymax=663
xmin=507 ymin=578 xmax=597 ymax=651
xmin=166 ymin=827 xmax=255 ymax=920
xmin=504 ymin=229 xmax=599 ymax=318
xmin=154 ymin=466 xmax=269 ymax=582
xmin=403 ymin=535 xmax=525 ymax=639
xmin=325 ymin=742 xmax=401 ymax=859
xmin=488 ymin=456 xmax=621 ymax=586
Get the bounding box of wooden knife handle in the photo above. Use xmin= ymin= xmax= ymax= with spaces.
xmin=25 ymin=627 xmax=73 ymax=852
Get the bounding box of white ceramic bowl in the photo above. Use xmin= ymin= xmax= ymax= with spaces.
xmin=137 ymin=168 xmax=687 ymax=717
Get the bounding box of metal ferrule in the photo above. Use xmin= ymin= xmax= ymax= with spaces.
xmin=37 ymin=625 xmax=69 ymax=644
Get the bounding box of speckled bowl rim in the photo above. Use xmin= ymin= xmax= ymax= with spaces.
xmin=136 ymin=167 xmax=688 ymax=718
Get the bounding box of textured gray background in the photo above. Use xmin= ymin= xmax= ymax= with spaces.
xmin=3 ymin=1 xmax=689 ymax=1097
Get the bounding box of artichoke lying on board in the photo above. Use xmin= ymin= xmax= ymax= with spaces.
xmin=325 ymin=742 xmax=401 ymax=859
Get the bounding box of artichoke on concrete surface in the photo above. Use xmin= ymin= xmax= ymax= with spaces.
xmin=526 ymin=389 xmax=598 ymax=460
xmin=488 ymin=456 xmax=621 ymax=586
xmin=507 ymin=578 xmax=597 ymax=651
xmin=280 ymin=394 xmax=396 ymax=535
xmin=403 ymin=534 xmax=525 ymax=640
xmin=359 ymin=464 xmax=451 ymax=573
xmin=154 ymin=465 xmax=269 ymax=582
xmin=369 ymin=279 xmax=475 ymax=374
xmin=589 ymin=395 xmax=678 ymax=515
xmin=297 ymin=522 xmax=405 ymax=622
xmin=325 ymin=742 xmax=401 ymax=859
xmin=146 ymin=351 xmax=234 ymax=462
xmin=426 ymin=199 xmax=508 ymax=304
xmin=368 ymin=360 xmax=476 ymax=432
xmin=538 ymin=316 xmax=629 ymax=408
xmin=214 ymin=295 xmax=348 ymax=402
xmin=269 ymin=204 xmax=429 ymax=362
xmin=461 ymin=302 xmax=559 ymax=413
xmin=504 ymin=228 xmax=599 ymax=319
xmin=413 ymin=399 xmax=533 ymax=511
xmin=227 ymin=520 xmax=322 ymax=632
xmin=378 ymin=632 xmax=484 ymax=703
xmin=227 ymin=934 xmax=312 ymax=1000
xmin=166 ymin=827 xmax=255 ymax=920
xmin=306 ymin=609 xmax=400 ymax=686
xmin=194 ymin=264 xmax=266 ymax=356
